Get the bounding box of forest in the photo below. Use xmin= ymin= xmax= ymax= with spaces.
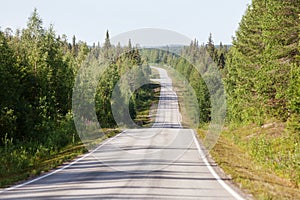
xmin=0 ymin=9 xmax=152 ymax=186
xmin=140 ymin=0 xmax=300 ymax=198
xmin=0 ymin=0 xmax=299 ymax=198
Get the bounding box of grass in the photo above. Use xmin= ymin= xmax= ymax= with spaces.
xmin=132 ymin=83 xmax=160 ymax=127
xmin=149 ymin=65 xmax=192 ymax=127
xmin=159 ymin=65 xmax=199 ymax=128
xmin=0 ymin=142 xmax=85 ymax=188
xmin=0 ymin=68 xmax=161 ymax=189
xmin=151 ymin=64 xmax=300 ymax=199
xmin=148 ymin=64 xmax=300 ymax=199
xmin=199 ymin=123 xmax=300 ymax=200
xmin=0 ymin=128 xmax=119 ymax=188
xmin=132 ymin=68 xmax=161 ymax=127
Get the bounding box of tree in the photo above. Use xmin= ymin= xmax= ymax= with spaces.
xmin=206 ymin=33 xmax=215 ymax=61
xmin=0 ymin=31 xmax=20 ymax=141
xmin=72 ymin=35 xmax=78 ymax=56
xmin=225 ymin=0 xmax=300 ymax=124
xmin=127 ymin=39 xmax=132 ymax=51
xmin=103 ymin=30 xmax=111 ymax=49
xmin=103 ymin=30 xmax=111 ymax=58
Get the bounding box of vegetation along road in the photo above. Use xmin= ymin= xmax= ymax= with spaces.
xmin=0 ymin=67 xmax=247 ymax=199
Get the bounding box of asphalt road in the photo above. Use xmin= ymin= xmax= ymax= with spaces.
xmin=0 ymin=67 xmax=245 ymax=200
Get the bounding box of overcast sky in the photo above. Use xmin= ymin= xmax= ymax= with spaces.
xmin=0 ymin=0 xmax=251 ymax=45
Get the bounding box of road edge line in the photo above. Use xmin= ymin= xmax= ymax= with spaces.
xmin=191 ymin=130 xmax=245 ymax=200
xmin=0 ymin=130 xmax=125 ymax=193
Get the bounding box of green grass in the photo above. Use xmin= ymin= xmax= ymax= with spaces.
xmin=132 ymin=83 xmax=161 ymax=127
xmin=131 ymin=67 xmax=161 ymax=127
xmin=199 ymin=123 xmax=300 ymax=200
xmin=0 ymin=142 xmax=85 ymax=188
xmin=0 ymin=68 xmax=161 ymax=189
xmin=0 ymin=128 xmax=119 ymax=188
xmin=159 ymin=65 xmax=199 ymax=128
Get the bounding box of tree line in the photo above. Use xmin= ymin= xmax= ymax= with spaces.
xmin=0 ymin=9 xmax=153 ymax=147
xmin=0 ymin=0 xmax=299 ymax=186
xmin=0 ymin=9 xmax=153 ymax=184
xmin=0 ymin=9 xmax=87 ymax=147
xmin=2 ymin=1 xmax=298 ymax=149
xmin=225 ymin=0 xmax=300 ymax=130
xmin=143 ymin=0 xmax=300 ymax=133
xmin=141 ymin=0 xmax=300 ymax=187
xmin=141 ymin=36 xmax=229 ymax=125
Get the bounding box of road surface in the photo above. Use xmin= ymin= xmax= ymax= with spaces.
xmin=0 ymin=66 xmax=245 ymax=199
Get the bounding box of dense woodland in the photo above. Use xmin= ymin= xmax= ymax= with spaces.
xmin=142 ymin=0 xmax=300 ymax=130
xmin=141 ymin=35 xmax=228 ymax=125
xmin=0 ymin=9 xmax=151 ymax=184
xmin=225 ymin=0 xmax=300 ymax=128
xmin=0 ymin=10 xmax=88 ymax=148
xmin=0 ymin=9 xmax=152 ymax=143
xmin=224 ymin=0 xmax=300 ymax=187
xmin=0 ymin=0 xmax=299 ymax=190
xmin=140 ymin=0 xmax=300 ymax=188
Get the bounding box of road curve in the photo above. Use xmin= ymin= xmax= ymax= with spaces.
xmin=0 ymin=67 xmax=245 ymax=199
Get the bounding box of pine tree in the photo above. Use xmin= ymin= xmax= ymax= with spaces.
xmin=225 ymin=0 xmax=300 ymax=124
xmin=103 ymin=30 xmax=111 ymax=58
xmin=127 ymin=39 xmax=132 ymax=51
xmin=104 ymin=30 xmax=111 ymax=49
xmin=72 ymin=35 xmax=77 ymax=56
xmin=206 ymin=33 xmax=215 ymax=61
xmin=0 ymin=31 xmax=20 ymax=140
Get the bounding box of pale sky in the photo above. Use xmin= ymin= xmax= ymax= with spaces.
xmin=0 ymin=0 xmax=251 ymax=45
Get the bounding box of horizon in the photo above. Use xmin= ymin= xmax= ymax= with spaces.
xmin=0 ymin=0 xmax=251 ymax=46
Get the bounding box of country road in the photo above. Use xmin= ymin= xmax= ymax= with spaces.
xmin=0 ymin=67 xmax=245 ymax=200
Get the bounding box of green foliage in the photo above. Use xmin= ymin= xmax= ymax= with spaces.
xmin=287 ymin=63 xmax=300 ymax=132
xmin=95 ymin=47 xmax=151 ymax=128
xmin=141 ymin=38 xmax=228 ymax=126
xmin=0 ymin=32 xmax=19 ymax=139
xmin=129 ymin=83 xmax=160 ymax=126
xmin=210 ymin=125 xmax=300 ymax=199
xmin=222 ymin=0 xmax=300 ymax=189
xmin=240 ymin=126 xmax=299 ymax=187
xmin=0 ymin=9 xmax=156 ymax=186
xmin=225 ymin=0 xmax=300 ymax=125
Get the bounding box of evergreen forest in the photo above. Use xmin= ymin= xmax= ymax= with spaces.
xmin=0 ymin=1 xmax=299 ymax=198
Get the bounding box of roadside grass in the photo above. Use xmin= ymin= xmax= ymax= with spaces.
xmin=0 ymin=128 xmax=119 ymax=188
xmin=149 ymin=64 xmax=300 ymax=199
xmin=133 ymin=68 xmax=161 ymax=127
xmin=150 ymin=66 xmax=160 ymax=79
xmin=0 ymin=143 xmax=86 ymax=188
xmin=199 ymin=123 xmax=300 ymax=200
xmin=0 ymin=67 xmax=161 ymax=189
xmin=155 ymin=64 xmax=199 ymax=128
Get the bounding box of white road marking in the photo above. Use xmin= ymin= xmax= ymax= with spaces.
xmin=0 ymin=131 xmax=125 ymax=194
xmin=191 ymin=130 xmax=245 ymax=200
xmin=1 ymin=66 xmax=246 ymax=200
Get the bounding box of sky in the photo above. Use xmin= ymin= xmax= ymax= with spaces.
xmin=0 ymin=0 xmax=251 ymax=46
